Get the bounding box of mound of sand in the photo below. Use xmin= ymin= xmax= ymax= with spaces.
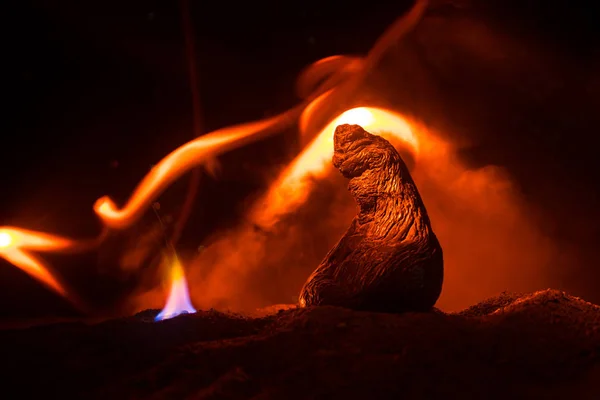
xmin=1 ymin=289 xmax=598 ymax=399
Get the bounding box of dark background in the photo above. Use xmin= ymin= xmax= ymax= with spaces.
xmin=1 ymin=0 xmax=599 ymax=320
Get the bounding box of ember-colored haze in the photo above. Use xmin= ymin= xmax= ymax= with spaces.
xmin=0 ymin=0 xmax=569 ymax=315
xmin=92 ymin=0 xmax=429 ymax=233
xmin=250 ymin=107 xmax=417 ymax=229
xmin=0 ymin=103 xmax=562 ymax=314
xmin=136 ymin=112 xmax=558 ymax=313
xmin=409 ymin=130 xmax=558 ymax=310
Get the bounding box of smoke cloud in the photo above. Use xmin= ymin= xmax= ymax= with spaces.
xmin=128 ymin=121 xmax=565 ymax=314
xmin=127 ymin=9 xmax=581 ymax=315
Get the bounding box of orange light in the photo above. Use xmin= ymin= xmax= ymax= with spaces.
xmin=0 ymin=231 xmax=12 ymax=248
xmin=155 ymin=252 xmax=197 ymax=321
xmin=91 ymin=1 xmax=428 ymax=231
xmin=0 ymin=227 xmax=74 ymax=297
xmin=0 ymin=0 xmax=429 ymax=306
xmin=250 ymin=107 xmax=418 ymax=228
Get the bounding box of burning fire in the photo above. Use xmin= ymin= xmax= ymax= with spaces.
xmin=0 ymin=0 xmax=429 ymax=315
xmin=251 ymin=107 xmax=418 ymax=228
xmin=155 ymin=252 xmax=197 ymax=321
xmin=91 ymin=0 xmax=428 ymax=231
xmin=0 ymin=227 xmax=75 ymax=297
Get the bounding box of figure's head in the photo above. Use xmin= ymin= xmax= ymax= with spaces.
xmin=332 ymin=124 xmax=402 ymax=179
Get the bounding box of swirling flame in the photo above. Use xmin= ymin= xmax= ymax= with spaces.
xmin=0 ymin=0 xmax=429 ymax=306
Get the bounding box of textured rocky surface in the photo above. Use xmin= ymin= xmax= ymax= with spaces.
xmin=299 ymin=124 xmax=443 ymax=312
xmin=1 ymin=289 xmax=599 ymax=399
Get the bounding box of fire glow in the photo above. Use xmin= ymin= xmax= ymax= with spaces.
xmin=155 ymin=253 xmax=197 ymax=321
xmin=250 ymin=107 xmax=418 ymax=228
xmin=0 ymin=227 xmax=74 ymax=297
xmin=0 ymin=0 xmax=430 ymax=318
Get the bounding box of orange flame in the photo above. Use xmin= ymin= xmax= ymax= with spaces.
xmin=250 ymin=107 xmax=418 ymax=228
xmin=0 ymin=0 xmax=429 ymax=303
xmin=155 ymin=252 xmax=197 ymax=321
xmin=92 ymin=0 xmax=428 ymax=231
xmin=0 ymin=227 xmax=74 ymax=297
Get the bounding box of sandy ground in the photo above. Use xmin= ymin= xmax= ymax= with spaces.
xmin=1 ymin=289 xmax=599 ymax=399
